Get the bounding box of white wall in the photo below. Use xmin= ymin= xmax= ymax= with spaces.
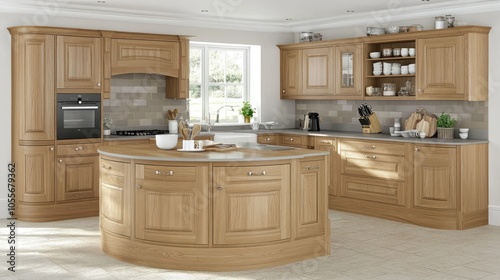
xmin=0 ymin=12 xmax=294 ymax=218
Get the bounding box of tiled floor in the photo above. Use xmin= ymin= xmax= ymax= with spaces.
xmin=1 ymin=210 xmax=500 ymax=279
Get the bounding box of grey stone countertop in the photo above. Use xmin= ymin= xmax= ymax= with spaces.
xmin=98 ymin=143 xmax=329 ymax=162
xmin=204 ymin=129 xmax=488 ymax=145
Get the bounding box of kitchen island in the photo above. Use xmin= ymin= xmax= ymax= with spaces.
xmin=98 ymin=144 xmax=330 ymax=271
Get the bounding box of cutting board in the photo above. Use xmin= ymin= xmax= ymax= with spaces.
xmin=405 ymin=112 xmax=422 ymax=130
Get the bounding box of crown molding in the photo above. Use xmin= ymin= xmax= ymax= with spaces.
xmin=1 ymin=0 xmax=499 ymax=33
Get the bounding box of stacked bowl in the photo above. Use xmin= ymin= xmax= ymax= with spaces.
xmin=373 ymin=62 xmax=382 ymax=76
xmin=391 ymin=63 xmax=401 ymax=75
xmin=383 ymin=62 xmax=392 ymax=75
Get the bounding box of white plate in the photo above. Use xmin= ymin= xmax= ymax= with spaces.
xmin=390 ymin=133 xmax=400 ymax=137
xmin=177 ymin=149 xmax=205 ymax=152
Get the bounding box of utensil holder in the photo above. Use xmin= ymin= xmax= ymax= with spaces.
xmin=168 ymin=120 xmax=178 ymax=134
xmin=361 ymin=113 xmax=382 ymax=134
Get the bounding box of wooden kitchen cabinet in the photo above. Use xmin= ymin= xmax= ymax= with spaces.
xmin=280 ymin=134 xmax=311 ymax=148
xmin=56 ymin=35 xmax=102 ymax=91
xmin=413 ymin=145 xmax=457 ymax=209
xmin=296 ymin=158 xmax=327 ymax=239
xmin=135 ymin=163 xmax=209 ymax=245
xmin=315 ymin=137 xmax=337 ymax=196
xmin=280 ymin=50 xmax=303 ymax=98
xmin=166 ymin=37 xmax=189 ymax=99
xmin=100 ymin=157 xmax=131 ymax=237
xmin=302 ymin=48 xmax=334 ymax=95
xmin=339 ymin=139 xmax=408 ymax=206
xmin=257 ymin=134 xmax=280 ymax=145
xmin=12 ymin=33 xmax=55 ymax=142
xmin=213 ymin=163 xmax=291 ymax=245
xmin=56 ymin=155 xmax=99 ymax=201
xmin=334 ymin=44 xmax=363 ymax=97
xmin=17 ymin=145 xmax=55 ymax=203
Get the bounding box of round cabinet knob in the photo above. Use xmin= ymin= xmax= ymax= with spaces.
xmin=58 ymin=159 xmax=63 ymax=163
xmin=415 ymin=148 xmax=421 ymax=152
xmin=135 ymin=185 xmax=142 ymax=189
xmin=217 ymin=185 xmax=223 ymax=191
xmin=50 ymin=147 xmax=54 ymax=151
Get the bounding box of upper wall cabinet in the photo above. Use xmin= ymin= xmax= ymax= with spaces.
xmin=56 ymin=36 xmax=102 ymax=92
xmin=279 ymin=26 xmax=490 ymax=101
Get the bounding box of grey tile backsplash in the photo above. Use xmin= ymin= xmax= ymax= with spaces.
xmin=103 ymin=74 xmax=488 ymax=139
xmin=296 ymin=100 xmax=488 ymax=139
xmin=103 ymin=74 xmax=187 ymax=130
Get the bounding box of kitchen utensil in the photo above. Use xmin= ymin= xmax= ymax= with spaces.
xmin=405 ymin=112 xmax=422 ymax=130
xmin=173 ymin=108 xmax=178 ymax=119
xmin=167 ymin=110 xmax=174 ymax=120
xmin=190 ymin=124 xmax=201 ymax=140
xmin=382 ymin=48 xmax=392 ymax=57
xmin=382 ymin=83 xmax=396 ymax=96
xmin=168 ymin=120 xmax=178 ymax=134
xmin=178 ymin=121 xmax=186 ymax=133
xmin=181 ymin=128 xmax=190 ymax=140
xmin=308 ymin=112 xmax=320 ymax=131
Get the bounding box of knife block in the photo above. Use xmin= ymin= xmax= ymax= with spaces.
xmin=361 ymin=112 xmax=382 ymax=133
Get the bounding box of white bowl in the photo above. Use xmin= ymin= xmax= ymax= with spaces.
xmin=459 ymin=128 xmax=469 ymax=133
xmin=369 ymin=52 xmax=381 ymax=58
xmin=155 ymin=134 xmax=178 ymax=149
xmin=459 ymin=133 xmax=468 ymax=139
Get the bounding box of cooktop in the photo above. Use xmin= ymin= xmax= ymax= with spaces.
xmin=113 ymin=129 xmax=169 ymax=136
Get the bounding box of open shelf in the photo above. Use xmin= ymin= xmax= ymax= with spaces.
xmin=366 ymin=56 xmax=415 ymax=61
xmin=367 ymin=74 xmax=415 ymax=78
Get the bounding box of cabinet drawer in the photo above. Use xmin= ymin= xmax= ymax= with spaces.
xmin=341 ymin=176 xmax=405 ymax=206
xmin=340 ymin=139 xmax=405 ymax=156
xmin=137 ymin=164 xmax=199 ymax=182
xmin=257 ymin=135 xmax=279 ymax=145
xmin=341 ymin=150 xmax=405 ymax=181
xmin=315 ymin=137 xmax=336 ymax=150
xmin=282 ymin=135 xmax=304 ymax=146
xmin=100 ymin=158 xmax=126 ymax=177
xmin=222 ymin=164 xmax=287 ymax=183
xmin=57 ymin=143 xmax=100 ymax=156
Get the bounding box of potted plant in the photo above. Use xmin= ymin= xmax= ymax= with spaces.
xmin=436 ymin=112 xmax=456 ymax=139
xmin=239 ymin=101 xmax=254 ymax=123
xmin=103 ymin=117 xmax=113 ymax=136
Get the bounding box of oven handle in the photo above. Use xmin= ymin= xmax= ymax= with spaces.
xmin=61 ymin=106 xmax=99 ymax=110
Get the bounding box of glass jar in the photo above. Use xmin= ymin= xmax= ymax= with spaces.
xmin=446 ymin=15 xmax=455 ymax=28
xmin=435 ymin=16 xmax=446 ymax=29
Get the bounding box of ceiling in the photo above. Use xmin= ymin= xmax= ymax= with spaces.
xmin=1 ymin=0 xmax=500 ymax=32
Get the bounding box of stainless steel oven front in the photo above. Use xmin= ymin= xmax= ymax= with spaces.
xmin=57 ymin=93 xmax=101 ymax=140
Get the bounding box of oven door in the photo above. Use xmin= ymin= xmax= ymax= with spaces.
xmin=57 ymin=102 xmax=101 ymax=140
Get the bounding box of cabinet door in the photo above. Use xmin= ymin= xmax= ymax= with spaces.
xmin=100 ymin=158 xmax=131 ymax=237
xmin=135 ymin=164 xmax=209 ymax=245
xmin=416 ymin=36 xmax=465 ymax=100
xmin=302 ymin=48 xmax=334 ymax=95
xmin=414 ymin=145 xmax=457 ymax=209
xmin=56 ymin=155 xmax=99 ymax=201
xmin=281 ymin=50 xmax=302 ymax=97
xmin=334 ymin=44 xmax=362 ymax=96
xmin=296 ymin=159 xmax=326 ymax=239
xmin=15 ymin=34 xmax=55 ymax=141
xmin=111 ymin=39 xmax=179 ymax=76
xmin=257 ymin=134 xmax=279 ymax=145
xmin=166 ymin=37 xmax=189 ymax=99
xmin=315 ymin=137 xmax=337 ymax=196
xmin=213 ymin=164 xmax=290 ymax=245
xmin=56 ymin=36 xmax=102 ymax=90
xmin=18 ymin=145 xmax=55 ymax=203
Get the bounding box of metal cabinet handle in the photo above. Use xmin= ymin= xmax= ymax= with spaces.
xmin=306 ymin=166 xmax=320 ymax=170
xmin=135 ymin=185 xmax=141 ymax=189
xmin=287 ymin=138 xmax=294 ymax=141
xmin=75 ymin=146 xmax=84 ymax=151
xmin=415 ymin=148 xmax=421 ymax=152
xmin=155 ymin=170 xmax=174 ymax=176
xmin=363 ymin=145 xmax=376 ymax=149
xmin=365 ymin=155 xmax=377 ymax=159
xmin=319 ymin=140 xmax=331 ymax=144
xmin=248 ymin=171 xmax=266 ymax=176
xmin=101 ymin=164 xmax=111 ymax=170
xmin=265 ymin=137 xmax=271 ymax=141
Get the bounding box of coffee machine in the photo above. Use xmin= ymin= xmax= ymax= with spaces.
xmin=308 ymin=112 xmax=320 ymax=131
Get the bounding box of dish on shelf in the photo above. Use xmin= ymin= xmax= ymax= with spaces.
xmin=177 ymin=148 xmax=205 ymax=152
xmin=390 ymin=133 xmax=400 ymax=137
xmin=369 ymin=52 xmax=381 ymax=58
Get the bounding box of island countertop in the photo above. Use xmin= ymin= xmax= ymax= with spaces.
xmin=98 ymin=143 xmax=329 ymax=162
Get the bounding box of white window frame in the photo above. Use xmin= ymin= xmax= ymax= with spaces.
xmin=189 ymin=42 xmax=251 ymax=124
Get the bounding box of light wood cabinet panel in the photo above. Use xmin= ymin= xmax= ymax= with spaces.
xmin=100 ymin=158 xmax=131 ymax=237
xmin=14 ymin=34 xmax=55 ymax=141
xmin=414 ymin=145 xmax=457 ymax=209
xmin=213 ymin=164 xmax=291 ymax=245
xmin=56 ymin=36 xmax=102 ymax=90
xmin=281 ymin=50 xmax=302 ymax=98
xmin=302 ymin=48 xmax=334 ymax=95
xmin=56 ymin=155 xmax=99 ymax=201
xmin=416 ymin=36 xmax=465 ymax=100
xmin=166 ymin=37 xmax=189 ymax=99
xmin=296 ymin=159 xmax=326 ymax=239
xmin=340 ymin=176 xmax=405 ymax=206
xmin=315 ymin=137 xmax=337 ymax=196
xmin=341 ymin=150 xmax=405 ymax=181
xmin=257 ymin=134 xmax=280 ymax=145
xmin=56 ymin=143 xmax=100 ymax=156
xmin=111 ymin=39 xmax=179 ymax=77
xmin=334 ymin=44 xmax=362 ymax=97
xmin=18 ymin=145 xmax=55 ymax=203
xmin=135 ymin=163 xmax=209 ymax=245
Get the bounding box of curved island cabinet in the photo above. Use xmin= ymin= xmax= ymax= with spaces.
xmin=97 ymin=144 xmax=331 ymax=271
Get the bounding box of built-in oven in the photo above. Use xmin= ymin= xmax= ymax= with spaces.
xmin=57 ymin=93 xmax=101 ymax=140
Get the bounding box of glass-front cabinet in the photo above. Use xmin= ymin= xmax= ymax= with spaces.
xmin=334 ymin=44 xmax=362 ymax=97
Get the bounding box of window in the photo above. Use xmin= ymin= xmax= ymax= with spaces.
xmin=189 ymin=43 xmax=249 ymax=124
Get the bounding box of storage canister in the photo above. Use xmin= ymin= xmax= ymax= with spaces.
xmin=435 ymin=16 xmax=446 ymax=29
